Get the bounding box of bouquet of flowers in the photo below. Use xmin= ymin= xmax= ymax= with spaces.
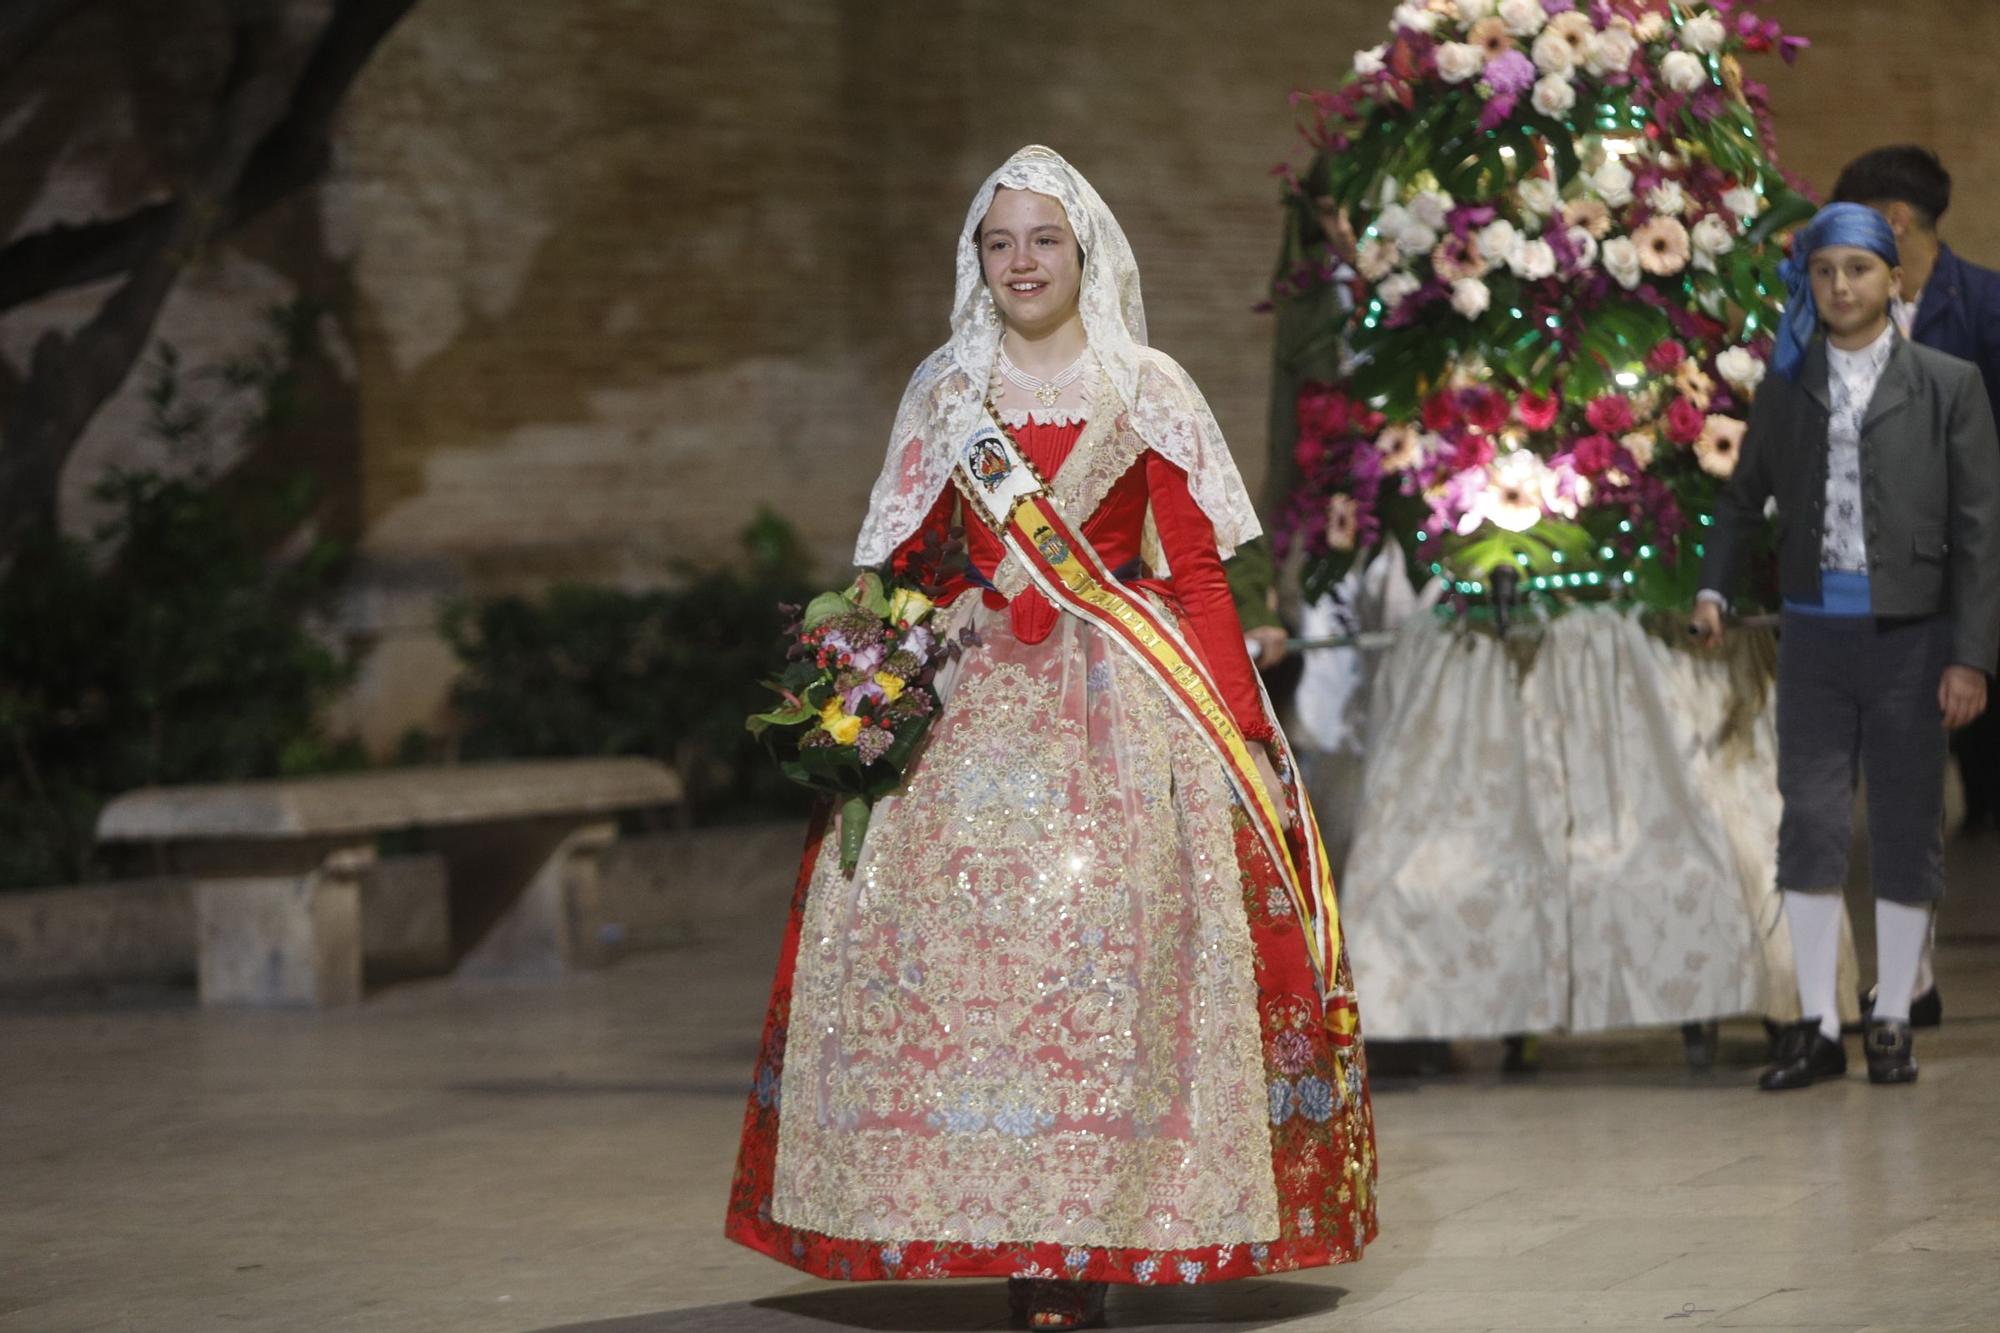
xmin=747 ymin=572 xmax=953 ymax=873
xmin=1271 ymin=0 xmax=1813 ymax=612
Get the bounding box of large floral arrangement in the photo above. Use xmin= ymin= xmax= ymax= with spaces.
xmin=1271 ymin=0 xmax=1812 ymax=609
xmin=748 ymin=572 xmax=954 ymax=871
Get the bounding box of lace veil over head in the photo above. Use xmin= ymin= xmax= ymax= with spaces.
xmin=851 ymin=144 xmax=1262 ymax=567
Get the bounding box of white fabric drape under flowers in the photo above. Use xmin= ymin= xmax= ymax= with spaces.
xmin=1340 ymin=606 xmax=1858 ymax=1039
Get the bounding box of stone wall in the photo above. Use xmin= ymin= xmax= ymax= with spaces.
xmin=9 ymin=2 xmax=2000 ymax=752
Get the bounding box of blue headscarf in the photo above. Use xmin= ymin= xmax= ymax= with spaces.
xmin=1773 ymin=201 xmax=1900 ymax=381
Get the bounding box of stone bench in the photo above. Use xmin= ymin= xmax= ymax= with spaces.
xmin=94 ymin=758 xmax=683 ymax=1007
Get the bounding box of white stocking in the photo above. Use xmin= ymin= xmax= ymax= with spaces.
xmin=1873 ymin=900 xmax=1932 ymax=1025
xmin=1782 ymin=889 xmax=1844 ymax=1041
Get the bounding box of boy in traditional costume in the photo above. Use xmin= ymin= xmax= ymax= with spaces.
xmin=1691 ymin=202 xmax=2000 ymax=1090
xmin=726 ymin=146 xmax=1376 ymax=1329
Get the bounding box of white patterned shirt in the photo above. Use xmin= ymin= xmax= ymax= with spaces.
xmin=1820 ymin=324 xmax=1898 ymax=573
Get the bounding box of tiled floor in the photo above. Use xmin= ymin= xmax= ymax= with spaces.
xmin=3 ymin=829 xmax=1997 ymax=1332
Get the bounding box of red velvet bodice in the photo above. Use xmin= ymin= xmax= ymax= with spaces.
xmin=892 ymin=417 xmax=1272 ymax=743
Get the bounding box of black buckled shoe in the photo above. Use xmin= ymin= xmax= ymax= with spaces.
xmin=1758 ymin=1018 xmax=1847 ymax=1091
xmin=1856 ymin=984 xmax=1942 ymax=1030
xmin=1864 ymin=1019 xmax=1918 ymax=1085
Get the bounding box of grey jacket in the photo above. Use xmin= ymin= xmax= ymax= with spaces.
xmin=1701 ymin=335 xmax=2000 ymax=675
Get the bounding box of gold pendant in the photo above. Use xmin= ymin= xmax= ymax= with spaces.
xmin=1036 ymin=382 xmax=1060 ymax=407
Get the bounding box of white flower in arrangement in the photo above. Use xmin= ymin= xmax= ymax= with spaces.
xmin=1690 ymin=213 xmax=1736 ymax=258
xmin=1450 ymin=276 xmax=1493 ymax=320
xmin=1592 ymin=159 xmax=1635 ymax=208
xmin=1377 ymin=271 xmax=1422 ymax=311
xmin=1681 ymin=13 xmax=1728 ymax=54
xmin=1621 ymin=431 xmax=1657 ymax=470
xmin=1376 ymin=202 xmax=1415 ymax=242
xmin=1457 ymin=0 xmax=1501 ymax=21
xmin=1716 ymin=346 xmax=1768 ymax=395
xmin=1356 ymin=237 xmax=1402 ymax=281
xmin=1587 ymin=25 xmax=1639 ymax=76
xmin=1531 ymin=72 xmax=1577 ymax=116
xmin=1392 ymin=2 xmax=1439 ymax=34
xmin=1498 ymin=0 xmax=1545 ymax=37
xmin=1632 ymin=13 xmax=1669 ymax=43
xmin=1459 ymin=448 xmax=1554 ymax=534
xmin=1436 ymin=41 xmax=1483 ymax=84
xmin=1647 ymin=180 xmax=1686 ymax=216
xmin=1355 ymin=44 xmax=1388 ymax=76
xmin=1601 ymin=235 xmax=1644 ymax=289
xmin=1531 ymin=30 xmax=1576 ymax=75
xmin=1477 ymin=218 xmax=1521 ymax=268
xmin=1565 ymin=225 xmax=1600 ymax=270
xmin=1660 ymin=49 xmax=1709 ymax=93
xmin=1517 ymin=176 xmax=1560 ymax=218
xmin=1508 ymin=237 xmax=1558 ymax=280
xmin=1723 ymin=185 xmax=1765 ymax=220
xmin=1410 ymin=189 xmax=1455 ymax=232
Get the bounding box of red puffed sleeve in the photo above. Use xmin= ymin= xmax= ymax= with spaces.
xmin=1143 ymin=451 xmax=1276 ymax=744
xmin=888 ymin=485 xmax=957 ymax=578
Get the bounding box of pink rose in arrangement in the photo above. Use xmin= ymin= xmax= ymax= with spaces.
xmin=1584 ymin=394 xmax=1635 ymax=435
xmin=1664 ymin=396 xmax=1707 ymax=445
xmin=1646 ymin=339 xmax=1688 ymax=375
xmin=1569 ymin=433 xmax=1619 ymax=476
xmin=1515 ymin=390 xmax=1560 ymax=432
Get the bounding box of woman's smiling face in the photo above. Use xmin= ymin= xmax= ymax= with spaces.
xmin=978 ymin=188 xmax=1083 ymax=337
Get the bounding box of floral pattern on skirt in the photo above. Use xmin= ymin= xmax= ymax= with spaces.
xmin=724 ymin=602 xmax=1375 ymax=1284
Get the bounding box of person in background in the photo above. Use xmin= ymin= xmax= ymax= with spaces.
xmin=1833 ymin=145 xmax=2000 ymax=1028
xmin=1691 ymin=203 xmax=2000 ymax=1091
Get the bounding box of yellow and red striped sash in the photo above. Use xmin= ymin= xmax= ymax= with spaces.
xmin=954 ymin=411 xmax=1355 ymax=1047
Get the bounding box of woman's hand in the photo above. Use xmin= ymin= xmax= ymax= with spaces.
xmin=1253 ymin=742 xmax=1294 ymax=829
xmin=1940 ymin=665 xmax=1989 ymax=731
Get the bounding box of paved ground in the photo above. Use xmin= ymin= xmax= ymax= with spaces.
xmin=4 ymin=829 xmax=1998 ymax=1333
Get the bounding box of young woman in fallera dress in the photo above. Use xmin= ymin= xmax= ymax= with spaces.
xmin=725 ymin=145 xmax=1376 ymax=1330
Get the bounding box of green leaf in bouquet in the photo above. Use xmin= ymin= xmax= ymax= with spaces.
xmin=838 ymin=795 xmax=872 ymax=876
xmin=746 ymin=694 xmax=818 ymax=736
xmin=879 ymin=711 xmax=936 ymax=775
xmin=801 ymin=590 xmax=851 ymax=630
xmin=851 ymin=571 xmax=893 ymax=619
xmin=1744 ymin=187 xmax=1816 ymax=250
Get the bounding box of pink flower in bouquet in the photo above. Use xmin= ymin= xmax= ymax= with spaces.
xmin=1516 ymin=390 xmax=1560 ymax=432
xmin=1562 ymin=197 xmax=1614 ymax=239
xmin=1645 ymin=338 xmax=1687 ymax=375
xmin=1569 ymin=432 xmax=1619 ymax=476
xmin=1664 ymin=395 xmax=1706 ymax=445
xmin=1695 ymin=414 xmax=1747 ymax=478
xmin=1468 ymin=17 xmax=1516 ymax=59
xmin=1298 ymin=384 xmax=1355 ymax=437
xmin=1464 ymin=388 xmax=1511 ymax=435
xmin=1449 ymin=431 xmax=1496 ymax=473
xmin=1633 ymin=215 xmax=1692 ymax=276
xmin=1482 ymin=49 xmax=1536 ymax=96
xmin=1294 ymin=432 xmax=1328 ymax=472
xmin=1585 ymin=394 xmax=1635 ymax=435
xmin=1325 ymin=493 xmax=1362 ymax=551
xmin=1431 ymin=233 xmax=1486 ymax=283
xmin=1675 ymin=359 xmax=1716 ymax=410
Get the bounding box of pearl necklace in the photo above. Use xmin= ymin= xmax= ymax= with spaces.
xmin=996 ymin=343 xmax=1089 ymax=408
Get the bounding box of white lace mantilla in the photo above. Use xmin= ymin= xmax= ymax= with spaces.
xmin=851 ymin=145 xmax=1260 ymax=567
